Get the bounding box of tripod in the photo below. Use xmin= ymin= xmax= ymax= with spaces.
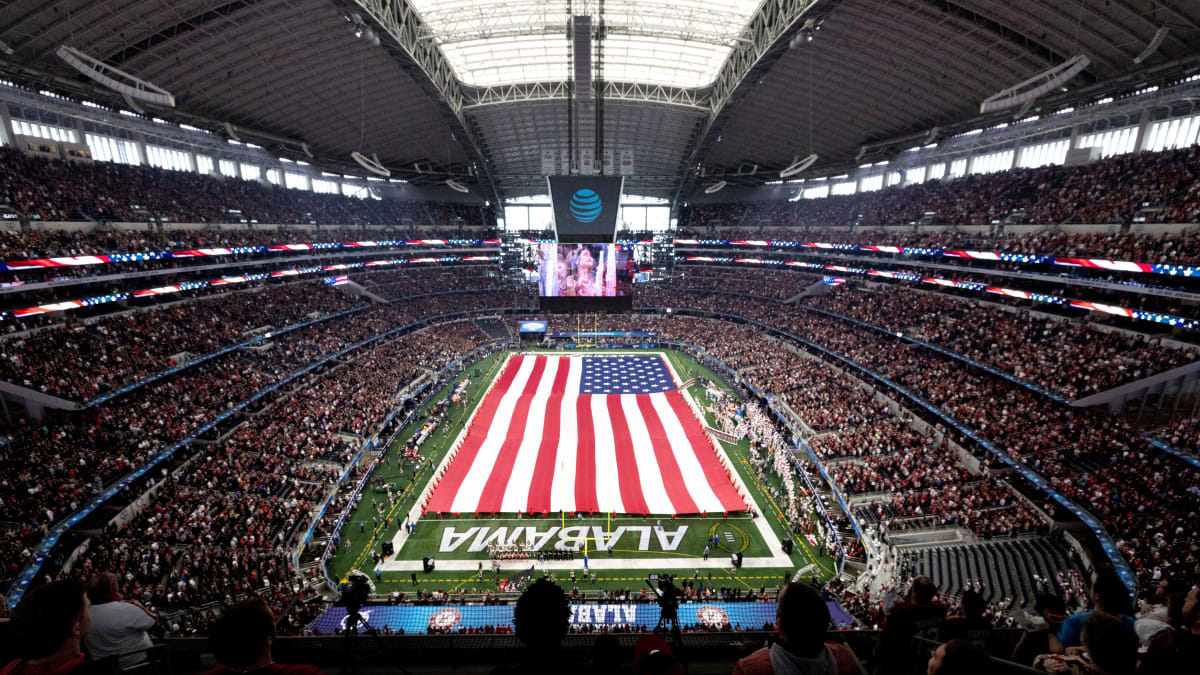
xmin=340 ymin=610 xmax=407 ymax=675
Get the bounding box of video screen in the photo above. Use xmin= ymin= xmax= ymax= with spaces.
xmin=536 ymin=243 xmax=633 ymax=297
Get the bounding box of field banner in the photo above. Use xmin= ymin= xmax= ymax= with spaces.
xmin=311 ymin=600 xmax=853 ymax=634
xmin=424 ymin=354 xmax=746 ymax=515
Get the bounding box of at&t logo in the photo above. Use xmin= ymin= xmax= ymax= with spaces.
xmin=569 ymin=189 xmax=603 ymax=222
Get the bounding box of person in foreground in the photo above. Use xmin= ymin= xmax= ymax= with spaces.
xmin=925 ymin=639 xmax=991 ymax=675
xmin=733 ymin=582 xmax=857 ymax=675
xmin=1034 ymin=613 xmax=1137 ymax=675
xmin=1 ymin=579 xmax=112 ymax=675
xmin=491 ymin=579 xmax=575 ymax=674
xmin=83 ymin=574 xmax=156 ymax=671
xmin=204 ymin=597 xmax=319 ymax=675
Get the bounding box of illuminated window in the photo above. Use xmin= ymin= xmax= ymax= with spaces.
xmin=1077 ymin=126 xmax=1137 ymax=158
xmin=968 ymin=150 xmax=1014 ymax=175
xmin=240 ymin=163 xmax=261 ymax=181
xmin=905 ymin=167 xmax=926 ymax=184
xmin=284 ymin=172 xmax=310 ymax=190
xmin=196 ymin=155 xmax=214 ymax=175
xmin=802 ymin=183 xmax=830 ymax=199
xmin=948 ymin=159 xmax=967 ymax=178
xmin=1143 ymin=114 xmax=1200 ymax=152
xmin=85 ymin=133 xmax=141 ymax=165
xmin=12 ymin=120 xmax=78 ymax=143
xmin=927 ymin=163 xmax=946 ymax=180
xmin=219 ymin=159 xmax=238 ymax=177
xmin=858 ymin=174 xmax=884 ymax=193
xmin=266 ymin=169 xmax=281 ymax=185
xmin=1016 ymin=139 xmax=1069 ymax=168
xmin=312 ymin=178 xmax=340 ymax=194
xmin=831 ymin=180 xmax=856 ymax=196
xmin=146 ymin=145 xmax=192 ymax=171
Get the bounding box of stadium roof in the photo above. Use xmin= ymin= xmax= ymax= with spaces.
xmin=2 ymin=1 xmax=1200 ymax=205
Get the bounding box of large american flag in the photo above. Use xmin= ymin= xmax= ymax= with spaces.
xmin=425 ymin=354 xmax=746 ymax=515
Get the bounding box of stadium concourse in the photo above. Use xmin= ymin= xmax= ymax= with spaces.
xmin=4 ymin=2 xmax=1200 ymax=673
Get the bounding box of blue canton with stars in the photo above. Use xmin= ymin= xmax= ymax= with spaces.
xmin=579 ymin=356 xmax=676 ymax=395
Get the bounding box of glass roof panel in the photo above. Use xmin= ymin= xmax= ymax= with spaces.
xmin=408 ymin=0 xmax=763 ymax=89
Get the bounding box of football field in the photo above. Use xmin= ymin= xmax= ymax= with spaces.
xmin=325 ymin=347 xmax=837 ymax=593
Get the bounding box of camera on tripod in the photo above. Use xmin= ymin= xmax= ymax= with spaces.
xmin=339 ymin=570 xmax=376 ymax=631
xmin=646 ymin=573 xmax=681 ymax=622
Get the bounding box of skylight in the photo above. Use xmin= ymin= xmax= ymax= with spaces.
xmin=408 ymin=0 xmax=763 ymax=89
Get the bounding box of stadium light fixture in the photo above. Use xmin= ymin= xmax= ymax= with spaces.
xmin=445 ymin=178 xmax=470 ymax=193
xmin=704 ymin=180 xmax=727 ymax=194
xmin=57 ymin=45 xmax=175 ymax=107
xmin=352 ymin=151 xmax=391 ymax=178
xmin=1134 ymin=27 xmax=1169 ymax=64
xmin=121 ymin=94 xmax=145 ymax=115
xmin=777 ymin=153 xmax=812 ymax=177
xmin=980 ymin=55 xmax=1090 ymax=113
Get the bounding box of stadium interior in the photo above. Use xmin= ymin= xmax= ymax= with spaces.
xmin=1 ymin=1 xmax=1200 ymax=673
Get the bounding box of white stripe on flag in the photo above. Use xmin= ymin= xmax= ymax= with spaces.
xmin=553 ymin=357 xmax=582 ymax=513
xmin=590 ymin=392 xmax=624 ymax=514
xmin=649 ymin=391 xmax=725 ymax=513
xmin=499 ymin=356 xmax=561 ymax=512
xmin=450 ymin=356 xmax=538 ymax=512
xmin=620 ymin=394 xmax=675 ymax=514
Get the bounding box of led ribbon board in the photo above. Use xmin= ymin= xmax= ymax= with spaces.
xmin=547 ymin=176 xmax=624 ymax=243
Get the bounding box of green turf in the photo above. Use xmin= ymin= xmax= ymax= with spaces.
xmin=325 ymin=347 xmax=839 ymax=591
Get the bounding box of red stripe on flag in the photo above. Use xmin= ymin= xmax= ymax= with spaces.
xmin=525 ymin=360 xmax=571 ymax=513
xmin=426 ymin=356 xmax=525 ymax=512
xmin=636 ymin=396 xmax=699 ymax=514
xmin=607 ymin=396 xmax=649 ymax=515
xmin=573 ymin=395 xmax=598 ymax=513
xmin=663 ymin=391 xmax=745 ymax=511
xmin=473 ymin=356 xmax=548 ymax=512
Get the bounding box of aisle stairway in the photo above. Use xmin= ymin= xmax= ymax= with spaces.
xmin=901 ymin=536 xmax=1086 ymax=608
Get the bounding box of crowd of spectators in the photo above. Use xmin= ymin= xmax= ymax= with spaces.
xmin=2 ymin=268 xmax=526 ymax=600
xmin=803 ymin=285 xmax=1197 ymax=400
xmin=686 ymin=145 xmax=1200 ymax=253
xmin=1150 ymin=414 xmax=1200 ymax=454
xmin=0 ymin=281 xmax=363 ymax=400
xmin=53 ymin=317 xmax=496 ymax=637
xmin=0 ymin=224 xmax=492 ymax=261
xmin=629 ymin=288 xmax=1200 ymax=591
xmin=0 ymin=146 xmax=489 ymax=228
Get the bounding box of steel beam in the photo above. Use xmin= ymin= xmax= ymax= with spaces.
xmin=334 ymin=0 xmax=502 ymax=205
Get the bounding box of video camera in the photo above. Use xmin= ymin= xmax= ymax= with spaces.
xmin=339 ymin=570 xmax=375 ymax=617
xmin=646 ymin=573 xmax=681 ymax=621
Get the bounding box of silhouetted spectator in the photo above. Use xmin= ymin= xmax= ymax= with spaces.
xmin=1 ymin=579 xmax=112 ymax=674
xmin=1012 ymin=595 xmax=1067 ymax=666
xmin=1056 ymin=571 xmax=1135 ymax=649
xmin=203 ymin=597 xmax=318 ymax=674
xmin=926 ymin=639 xmax=992 ymax=675
xmin=938 ymin=591 xmax=992 ymax=651
xmin=491 ymin=579 xmax=574 ymax=675
xmin=1035 ymin=612 xmax=1138 ymax=675
xmin=873 ymin=576 xmax=946 ymax=675
xmin=733 ymin=582 xmax=856 ymax=675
